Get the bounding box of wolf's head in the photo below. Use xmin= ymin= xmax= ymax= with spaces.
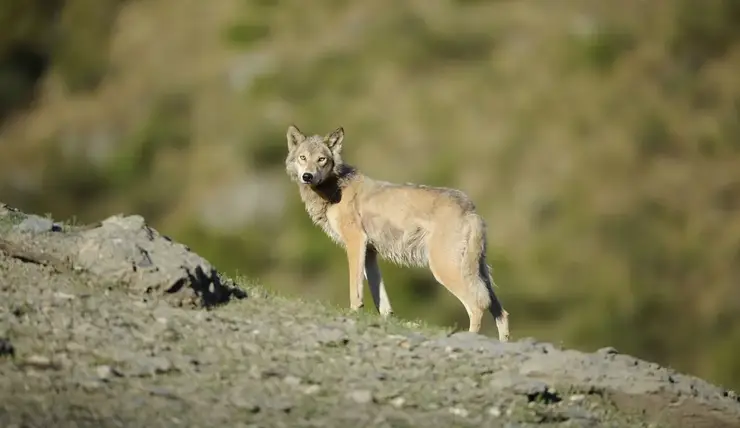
xmin=285 ymin=125 xmax=344 ymax=186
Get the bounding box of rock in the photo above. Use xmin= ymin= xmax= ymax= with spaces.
xmin=96 ymin=365 xmax=113 ymax=380
xmin=428 ymin=331 xmax=508 ymax=354
xmin=347 ymin=389 xmax=373 ymax=404
xmin=270 ymin=400 xmax=293 ymax=413
xmin=72 ymin=214 xmax=246 ymax=308
xmin=53 ymin=291 xmax=76 ymax=300
xmin=448 ymin=407 xmax=469 ymax=417
xmin=65 ymin=342 xmax=86 ymax=353
xmin=314 ymin=327 xmax=350 ymax=347
xmin=390 ymin=397 xmax=406 ymax=408
xmin=146 ymin=387 xmax=180 ymax=400
xmin=14 ymin=215 xmax=61 ymax=233
xmin=561 ymin=406 xmax=598 ymax=423
xmin=569 ymin=394 xmax=586 ymax=402
xmin=128 ymin=356 xmax=178 ymax=377
xmin=22 ymin=355 xmax=59 ymax=370
xmin=96 ymin=365 xmax=123 ymax=380
xmin=260 ymin=368 xmax=283 ymax=379
xmin=77 ymin=379 xmax=105 ymax=391
xmin=489 ymin=372 xmax=562 ymax=404
xmin=0 ymin=337 xmax=14 ymax=357
xmin=303 ymin=385 xmax=321 ymax=395
xmin=283 ymin=375 xmax=302 ymax=386
xmin=597 ymin=347 xmax=619 ymax=356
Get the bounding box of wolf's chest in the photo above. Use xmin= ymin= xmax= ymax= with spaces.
xmin=305 ymin=204 xmax=344 ymax=245
xmin=321 ymin=206 xmax=345 ymax=245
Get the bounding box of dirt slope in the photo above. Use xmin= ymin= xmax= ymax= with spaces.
xmin=0 ymin=202 xmax=738 ymax=428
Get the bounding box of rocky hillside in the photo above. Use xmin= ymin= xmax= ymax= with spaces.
xmin=1 ymin=0 xmax=740 ymax=392
xmin=1 ymin=202 xmax=739 ymax=428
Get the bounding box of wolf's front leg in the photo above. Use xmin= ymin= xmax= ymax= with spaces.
xmin=364 ymin=248 xmax=393 ymax=317
xmin=344 ymin=233 xmax=367 ymax=311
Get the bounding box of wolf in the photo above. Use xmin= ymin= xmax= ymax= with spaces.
xmin=284 ymin=125 xmax=510 ymax=342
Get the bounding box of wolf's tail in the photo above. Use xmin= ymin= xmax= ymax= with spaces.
xmin=462 ymin=214 xmax=507 ymax=321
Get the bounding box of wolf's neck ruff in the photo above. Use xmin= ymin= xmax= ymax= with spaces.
xmin=297 ymin=164 xmax=357 ymax=244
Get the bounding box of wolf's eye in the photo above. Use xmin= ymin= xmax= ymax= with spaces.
xmin=317 ymin=157 xmax=326 ymax=163
xmin=299 ymin=155 xmax=306 ymax=161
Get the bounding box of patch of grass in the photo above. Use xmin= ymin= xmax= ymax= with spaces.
xmin=0 ymin=47 xmax=49 ymax=121
xmin=714 ymin=179 xmax=740 ymax=212
xmin=53 ymin=0 xmax=127 ymax=93
xmin=244 ymin=125 xmax=288 ymax=170
xmin=37 ymin=142 xmax=113 ymax=220
xmin=421 ymin=151 xmax=461 ymax=188
xmin=0 ymin=1 xmax=61 ymax=119
xmin=293 ymin=230 xmax=337 ymax=279
xmin=376 ymin=9 xmax=497 ymax=70
xmin=719 ymin=95 xmax=740 ymax=152
xmin=694 ymin=94 xmax=740 ymax=158
xmin=106 ymin=90 xmax=192 ymax=188
xmin=251 ymin=51 xmax=367 ymax=103
xmin=224 ymin=22 xmax=271 ymax=47
xmin=330 ymin=299 xmax=450 ymax=337
xmin=0 ymin=0 xmax=61 ymax=51
xmin=0 ymin=210 xmax=26 ymax=234
xmin=223 ymin=0 xmax=282 ymax=48
xmin=670 ymin=0 xmax=740 ymax=71
xmin=232 ymin=274 xmax=273 ymax=298
xmin=231 ymin=274 xmax=447 ymax=337
xmin=452 ymin=0 xmax=500 ymax=4
xmin=568 ymin=24 xmax=636 ymax=73
xmin=70 ymin=90 xmax=191 ymax=224
xmin=176 ymin=223 xmax=278 ymax=280
xmin=635 ymin=111 xmax=676 ymax=158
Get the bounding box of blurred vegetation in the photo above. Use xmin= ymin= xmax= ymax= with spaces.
xmin=1 ymin=0 xmax=740 ymax=391
xmin=0 ymin=0 xmax=126 ymax=120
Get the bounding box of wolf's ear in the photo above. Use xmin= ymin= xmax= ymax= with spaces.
xmin=325 ymin=127 xmax=344 ymax=153
xmin=287 ymin=125 xmax=305 ymax=150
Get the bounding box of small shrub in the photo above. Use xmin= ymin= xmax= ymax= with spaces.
xmin=245 ymin=126 xmax=288 ymax=169
xmin=635 ymin=112 xmax=675 ymax=158
xmin=252 ymin=51 xmax=365 ymax=103
xmin=670 ymin=0 xmax=740 ymax=71
xmin=224 ymin=22 xmax=271 ymax=46
xmin=176 ymin=223 xmax=277 ymax=278
xmin=570 ymin=24 xmax=635 ymax=72
xmin=38 ymin=143 xmax=113 ymax=219
xmin=0 ymin=0 xmax=61 ymax=119
xmin=106 ymin=91 xmax=192 ymax=188
xmin=53 ymin=0 xmax=127 ymax=93
xmin=0 ymin=47 xmax=49 ymax=121
xmin=381 ymin=10 xmax=497 ymax=70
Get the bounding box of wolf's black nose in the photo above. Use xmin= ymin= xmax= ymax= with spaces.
xmin=302 ymin=173 xmax=313 ymax=182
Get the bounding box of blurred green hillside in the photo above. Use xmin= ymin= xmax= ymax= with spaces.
xmin=2 ymin=0 xmax=740 ymax=390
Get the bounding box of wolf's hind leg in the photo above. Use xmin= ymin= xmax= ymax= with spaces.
xmin=428 ymin=253 xmax=485 ymax=333
xmin=364 ymin=248 xmax=393 ymax=317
